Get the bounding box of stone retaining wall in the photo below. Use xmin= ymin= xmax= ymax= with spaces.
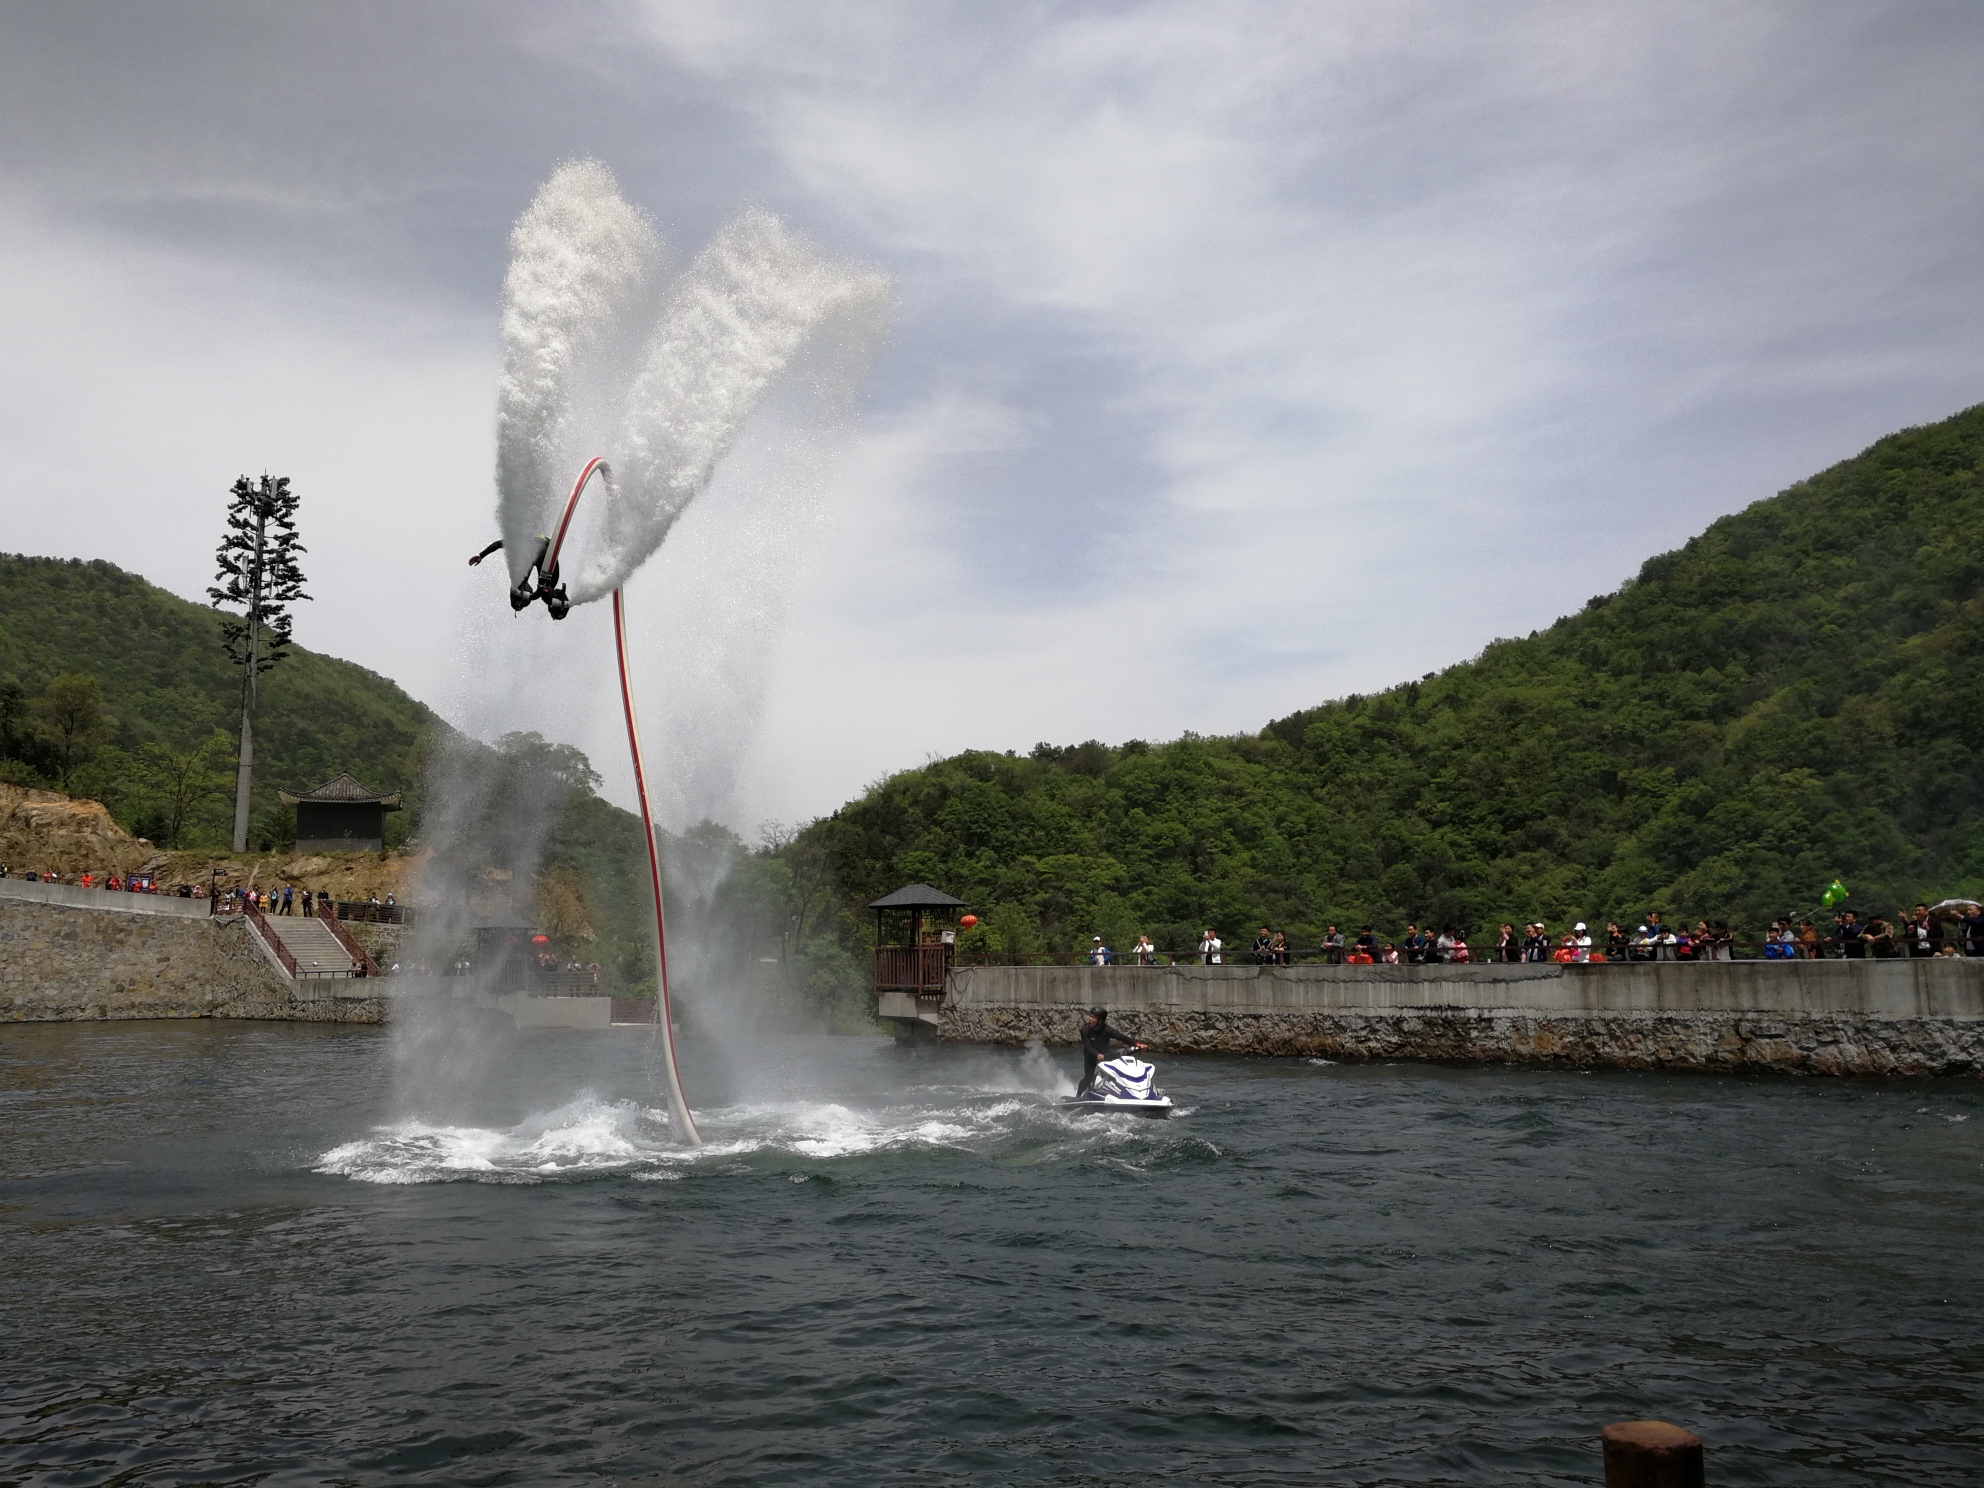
xmin=0 ymin=896 xmax=383 ymax=1024
xmin=940 ymin=961 xmax=1984 ymax=1076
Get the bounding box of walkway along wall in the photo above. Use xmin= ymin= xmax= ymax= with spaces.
xmin=0 ymin=891 xmax=383 ymax=1024
xmin=937 ymin=960 xmax=1984 ymax=1076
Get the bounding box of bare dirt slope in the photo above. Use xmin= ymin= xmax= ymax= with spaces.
xmin=0 ymin=784 xmax=420 ymax=901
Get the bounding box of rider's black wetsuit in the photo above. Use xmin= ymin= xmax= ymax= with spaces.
xmin=470 ymin=537 xmax=568 ymax=617
xmin=1077 ymin=1017 xmax=1143 ymax=1096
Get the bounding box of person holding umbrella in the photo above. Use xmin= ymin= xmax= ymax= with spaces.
xmin=1928 ymin=898 xmax=1984 ymax=957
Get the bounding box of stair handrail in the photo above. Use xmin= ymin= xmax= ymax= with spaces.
xmin=317 ymin=900 xmax=382 ymax=977
xmin=242 ymin=900 xmax=300 ymax=978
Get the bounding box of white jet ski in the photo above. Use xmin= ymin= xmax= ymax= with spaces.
xmin=1059 ymin=1051 xmax=1174 ymax=1118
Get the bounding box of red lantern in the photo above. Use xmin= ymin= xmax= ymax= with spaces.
xmin=531 ymin=933 xmax=550 ymax=945
xmin=959 ymin=914 xmax=978 ymax=929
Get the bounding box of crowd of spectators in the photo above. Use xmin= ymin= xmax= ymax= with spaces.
xmin=1078 ymin=902 xmax=1984 ymax=966
xmin=2 ymin=863 xmax=193 ymax=897
xmin=0 ymin=864 xmax=408 ymax=922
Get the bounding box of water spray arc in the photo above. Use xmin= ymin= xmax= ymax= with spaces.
xmin=472 ymin=159 xmax=889 ymax=1148
xmin=541 ymin=455 xmax=701 ymax=1146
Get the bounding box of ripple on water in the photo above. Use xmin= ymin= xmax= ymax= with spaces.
xmin=8 ymin=1027 xmax=1982 ymax=1488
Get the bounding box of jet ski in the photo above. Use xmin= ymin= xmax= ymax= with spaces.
xmin=1059 ymin=1052 xmax=1174 ymax=1117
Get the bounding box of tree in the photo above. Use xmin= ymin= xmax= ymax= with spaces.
xmin=137 ymin=732 xmax=234 ymax=848
xmin=209 ymin=474 xmax=309 ymax=852
xmin=0 ymin=675 xmax=30 ymax=766
xmin=757 ymin=818 xmax=839 ymax=963
xmin=33 ymin=673 xmax=109 ymax=788
xmin=0 ymin=676 xmax=37 ymax=785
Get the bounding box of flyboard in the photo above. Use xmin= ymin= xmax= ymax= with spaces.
xmin=1058 ymin=1052 xmax=1174 ymax=1118
xmin=501 ymin=457 xmax=701 ymax=1147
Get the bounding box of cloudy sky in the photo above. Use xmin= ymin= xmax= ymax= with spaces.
xmin=3 ymin=2 xmax=1981 ymax=830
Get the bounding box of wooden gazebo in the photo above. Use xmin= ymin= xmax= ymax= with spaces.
xmin=869 ymin=882 xmax=966 ymax=999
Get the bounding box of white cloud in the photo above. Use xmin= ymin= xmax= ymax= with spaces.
xmin=637 ymin=1 xmax=1984 ymax=818
xmin=0 ymin=197 xmax=493 ymax=713
xmin=1 ymin=2 xmax=1981 ymax=828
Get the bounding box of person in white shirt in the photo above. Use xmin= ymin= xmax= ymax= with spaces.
xmin=1199 ymin=929 xmax=1222 ymax=965
xmin=1572 ymin=922 xmax=1593 ymax=963
xmin=1132 ymin=934 xmax=1156 ymax=966
xmin=1088 ymin=936 xmax=1111 ymax=966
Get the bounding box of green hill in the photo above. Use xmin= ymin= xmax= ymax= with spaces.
xmin=0 ymin=554 xmax=775 ymax=1011
xmin=0 ymin=554 xmax=441 ymax=844
xmin=790 ymin=402 xmax=1984 ymax=955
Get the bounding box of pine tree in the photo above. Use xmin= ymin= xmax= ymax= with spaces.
xmin=209 ymin=475 xmax=308 ymax=852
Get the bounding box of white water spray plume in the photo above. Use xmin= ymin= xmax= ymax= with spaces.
xmin=494 ymin=160 xmax=891 ymax=603
xmin=495 ymin=160 xmax=663 ymax=590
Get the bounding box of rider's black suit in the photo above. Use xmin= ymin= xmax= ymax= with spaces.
xmin=1077 ymin=1018 xmax=1142 ymax=1095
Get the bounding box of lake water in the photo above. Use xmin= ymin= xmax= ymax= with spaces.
xmin=3 ymin=1020 xmax=1981 ymax=1486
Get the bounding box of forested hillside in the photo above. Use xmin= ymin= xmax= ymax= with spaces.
xmin=0 ymin=556 xmax=779 ymax=1009
xmin=787 ymin=402 xmax=1984 ymax=957
xmin=0 ymin=555 xmax=440 ymax=845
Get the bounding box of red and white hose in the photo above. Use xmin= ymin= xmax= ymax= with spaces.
xmin=550 ymin=458 xmax=701 ymax=1146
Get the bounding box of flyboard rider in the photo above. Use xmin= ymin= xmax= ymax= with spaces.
xmin=1077 ymin=1007 xmax=1146 ymax=1096
xmin=468 ymin=538 xmax=571 ymax=619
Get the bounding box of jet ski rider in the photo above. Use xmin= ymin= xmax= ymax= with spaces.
xmin=1077 ymin=1007 xmax=1146 ymax=1096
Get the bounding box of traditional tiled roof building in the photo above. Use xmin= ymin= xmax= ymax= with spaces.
xmin=278 ymin=773 xmax=402 ymax=852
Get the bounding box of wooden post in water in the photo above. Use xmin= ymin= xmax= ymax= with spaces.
xmin=1602 ymin=1420 xmax=1704 ymax=1488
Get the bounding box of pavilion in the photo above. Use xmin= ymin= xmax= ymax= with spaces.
xmin=279 ymin=773 xmax=402 ymax=852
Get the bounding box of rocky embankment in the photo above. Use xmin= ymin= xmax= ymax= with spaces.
xmin=941 ymin=961 xmax=1984 ymax=1076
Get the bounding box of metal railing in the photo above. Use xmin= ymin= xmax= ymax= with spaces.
xmin=954 ymin=939 xmax=1983 ymax=966
xmin=317 ymin=903 xmax=381 ymax=977
xmin=240 ymin=900 xmax=299 ymax=977
xmin=333 ymin=900 xmax=414 ymax=925
xmin=424 ymin=960 xmax=601 ymax=994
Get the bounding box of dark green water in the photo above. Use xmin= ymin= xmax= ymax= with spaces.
xmin=2 ymin=1021 xmax=1981 ymax=1485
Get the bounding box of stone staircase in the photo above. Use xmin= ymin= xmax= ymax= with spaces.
xmin=262 ymin=914 xmax=358 ymax=976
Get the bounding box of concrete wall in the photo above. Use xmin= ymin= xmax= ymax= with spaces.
xmin=0 ymin=876 xmax=214 ymax=919
xmin=0 ymin=894 xmax=383 ymax=1024
xmin=940 ymin=960 xmax=1984 ymax=1076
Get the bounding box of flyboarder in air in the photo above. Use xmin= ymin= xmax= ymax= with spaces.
xmin=468 ymin=537 xmax=569 ymax=618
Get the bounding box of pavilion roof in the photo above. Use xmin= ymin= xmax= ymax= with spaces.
xmin=277 ymin=773 xmax=403 ymax=809
xmin=867 ymin=883 xmax=966 ymax=910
